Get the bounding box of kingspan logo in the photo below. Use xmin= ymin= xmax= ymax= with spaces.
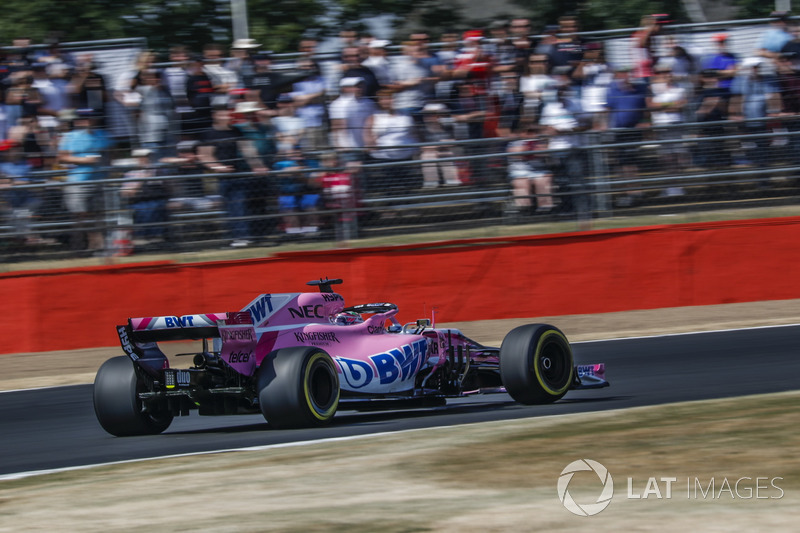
xmin=557 ymin=459 xmax=614 ymax=516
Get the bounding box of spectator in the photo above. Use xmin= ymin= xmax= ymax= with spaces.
xmin=434 ymin=31 xmax=460 ymax=102
xmin=120 ymin=148 xmax=169 ymax=246
xmin=197 ymin=107 xmax=268 ymax=247
xmin=484 ymin=20 xmax=518 ymax=75
xmin=161 ymin=45 xmax=195 ymax=139
xmin=648 ymin=64 xmax=689 ymax=195
xmin=115 ymin=50 xmax=154 ymax=108
xmin=362 ymin=39 xmax=393 ymax=88
xmin=694 ymin=69 xmax=731 ymax=169
xmin=0 ymin=139 xmax=45 ymax=245
xmin=5 ymin=71 xmax=42 ymax=136
xmin=452 ymin=30 xmax=493 ymax=94
xmin=297 ymin=36 xmax=319 ymax=61
xmin=184 ymin=54 xmax=215 ymax=134
xmin=632 ymin=14 xmax=667 ymax=80
xmin=272 ymin=93 xmax=306 ymax=152
xmin=363 ymin=89 xmax=419 ymax=190
xmin=5 ymin=38 xmax=33 ymax=73
xmin=506 ymin=136 xmax=554 ymax=213
xmin=451 ymin=80 xmax=489 ymax=184
xmin=775 ymin=23 xmax=800 ymax=173
xmin=227 ymin=38 xmax=261 ymax=88
xmin=534 ymin=25 xmax=560 ymax=59
xmin=419 ymin=102 xmax=460 ymax=188
xmin=289 ymin=58 xmax=328 ymax=151
xmin=758 ymin=11 xmax=793 ymax=62
xmin=163 ymin=140 xmax=221 ymax=213
xmin=540 ymin=83 xmax=588 ymax=211
xmin=336 ymin=26 xmax=360 ymax=55
xmin=509 ymin=18 xmax=532 ymax=40
xmin=604 ymin=67 xmax=649 ymax=206
xmin=7 ymin=113 xmax=51 ymax=172
xmin=777 ymin=20 xmax=800 ymax=114
xmin=202 ymin=44 xmax=238 ymax=109
xmin=703 ymin=34 xmax=738 ymax=100
xmin=31 ymin=63 xmax=68 ymax=131
xmin=273 ymin=149 xmax=321 ymax=235
xmin=519 ymin=54 xmax=554 ymax=123
xmin=234 ymin=102 xmax=278 ymax=167
xmin=340 ymin=46 xmax=380 ymax=100
xmin=389 ymin=40 xmax=429 ymax=120
xmin=247 ymin=51 xmax=313 ymax=111
xmin=315 ymin=151 xmax=357 ymax=241
xmin=574 ymin=43 xmax=613 ymax=129
xmin=730 ymin=57 xmax=778 ymax=178
xmin=328 ymin=77 xmax=377 ymax=161
xmin=548 ymin=15 xmax=585 ymax=82
xmin=494 ymin=70 xmax=523 ymax=137
xmin=436 ymin=30 xmax=461 ymax=65
xmin=57 ymin=110 xmax=112 ymax=252
xmin=663 ymin=41 xmax=698 ymax=120
xmin=136 ymin=69 xmax=177 ymax=159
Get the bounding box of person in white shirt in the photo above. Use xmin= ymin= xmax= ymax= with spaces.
xmin=648 ymin=63 xmax=689 ymax=195
xmin=363 ymin=89 xmax=418 ymax=190
xmin=362 ymin=39 xmax=393 ymax=88
xmin=328 ymin=77 xmax=377 ymax=162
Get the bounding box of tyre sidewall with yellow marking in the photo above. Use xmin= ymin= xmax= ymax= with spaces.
xmin=256 ymin=347 xmax=340 ymax=428
xmin=499 ymin=324 xmax=574 ymax=404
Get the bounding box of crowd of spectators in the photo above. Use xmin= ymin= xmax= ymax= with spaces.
xmin=4 ymin=11 xmax=800 ymax=252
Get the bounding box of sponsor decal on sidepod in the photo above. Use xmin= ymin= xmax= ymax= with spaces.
xmin=337 ymin=339 xmax=427 ymax=392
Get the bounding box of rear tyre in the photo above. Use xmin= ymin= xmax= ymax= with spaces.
xmin=93 ymin=356 xmax=173 ymax=436
xmin=256 ymin=347 xmax=340 ymax=429
xmin=500 ymin=324 xmax=574 ymax=404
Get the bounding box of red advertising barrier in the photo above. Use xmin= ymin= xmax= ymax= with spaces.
xmin=3 ymin=218 xmax=800 ymax=354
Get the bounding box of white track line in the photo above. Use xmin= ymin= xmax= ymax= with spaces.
xmin=4 ymin=389 xmax=798 ymax=482
xmin=0 ymin=424 xmax=505 ymax=481
xmin=571 ymin=322 xmax=800 ymax=344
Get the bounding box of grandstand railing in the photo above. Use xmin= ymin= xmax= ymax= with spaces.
xmin=3 ymin=122 xmax=800 ymax=261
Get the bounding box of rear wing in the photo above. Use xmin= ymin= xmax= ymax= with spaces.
xmin=127 ymin=313 xmax=228 ymax=343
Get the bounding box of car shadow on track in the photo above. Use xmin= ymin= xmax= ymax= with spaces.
xmin=166 ymin=395 xmax=629 ymax=435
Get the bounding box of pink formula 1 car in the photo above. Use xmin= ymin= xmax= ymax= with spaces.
xmin=94 ymin=279 xmax=608 ymax=436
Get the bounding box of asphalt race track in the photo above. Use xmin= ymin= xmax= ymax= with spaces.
xmin=2 ymin=326 xmax=799 ymax=477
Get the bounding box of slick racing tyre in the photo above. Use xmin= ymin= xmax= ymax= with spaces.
xmin=93 ymin=356 xmax=173 ymax=436
xmin=256 ymin=347 xmax=340 ymax=429
xmin=499 ymin=324 xmax=574 ymax=405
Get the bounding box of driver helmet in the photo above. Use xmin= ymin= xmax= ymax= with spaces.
xmin=333 ymin=311 xmax=363 ymax=325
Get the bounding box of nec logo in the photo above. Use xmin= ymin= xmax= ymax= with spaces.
xmin=289 ymin=305 xmax=324 ymax=319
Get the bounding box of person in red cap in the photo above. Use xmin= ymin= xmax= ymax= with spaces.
xmin=702 ymin=33 xmax=738 ymax=99
xmin=631 ymin=14 xmax=666 ymax=79
xmin=453 ymin=30 xmax=493 ymax=90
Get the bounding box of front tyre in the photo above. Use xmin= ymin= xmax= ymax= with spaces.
xmin=500 ymin=324 xmax=574 ymax=405
xmin=93 ymin=356 xmax=173 ymax=436
xmin=256 ymin=347 xmax=340 ymax=429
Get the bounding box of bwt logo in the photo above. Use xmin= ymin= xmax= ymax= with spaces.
xmin=557 ymin=459 xmax=614 ymax=517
